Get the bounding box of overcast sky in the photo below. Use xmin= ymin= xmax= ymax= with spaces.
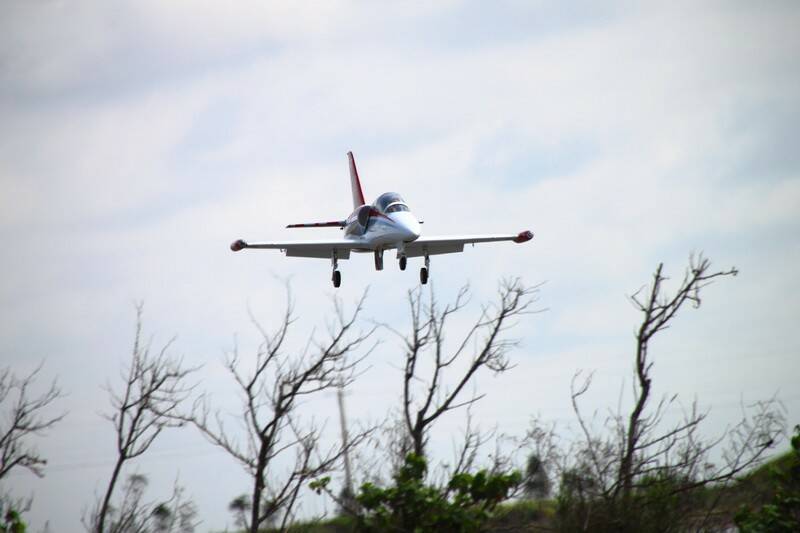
xmin=2 ymin=1 xmax=799 ymax=531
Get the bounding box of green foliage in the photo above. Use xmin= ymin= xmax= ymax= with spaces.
xmin=309 ymin=477 xmax=332 ymax=495
xmin=354 ymin=453 xmax=520 ymax=532
xmin=736 ymin=425 xmax=800 ymax=532
xmin=554 ymin=469 xmax=700 ymax=533
xmin=0 ymin=508 xmax=26 ymax=533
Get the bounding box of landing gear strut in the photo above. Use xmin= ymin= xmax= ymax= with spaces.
xmin=420 ymin=254 xmax=430 ymax=285
xmin=374 ymin=250 xmax=384 ymax=271
xmin=331 ymin=251 xmax=341 ymax=288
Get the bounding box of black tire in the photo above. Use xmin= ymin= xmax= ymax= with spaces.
xmin=420 ymin=267 xmax=428 ymax=284
xmin=399 ymin=256 xmax=407 ymax=271
xmin=374 ymin=251 xmax=383 ymax=271
xmin=332 ymin=270 xmax=341 ymax=288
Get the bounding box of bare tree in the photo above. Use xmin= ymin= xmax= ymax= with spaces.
xmin=150 ymin=481 xmax=198 ymax=533
xmin=394 ymin=279 xmax=538 ymax=464
xmin=0 ymin=364 xmax=65 ymax=480
xmin=547 ymin=254 xmax=785 ymax=532
xmin=91 ymin=474 xmax=197 ymax=533
xmin=303 ymin=281 xmax=539 ymax=532
xmin=183 ymin=290 xmax=376 ymax=533
xmin=103 ymin=473 xmax=149 ymax=533
xmin=91 ymin=305 xmax=196 ymax=533
xmin=0 ymin=363 xmax=64 ymax=528
xmin=618 ymin=254 xmax=739 ymax=499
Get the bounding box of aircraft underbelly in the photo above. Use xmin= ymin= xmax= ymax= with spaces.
xmin=285 ymin=247 xmax=353 ymax=259
xmin=366 ymin=225 xmax=409 ymax=248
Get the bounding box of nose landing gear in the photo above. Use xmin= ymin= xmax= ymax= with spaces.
xmin=396 ymin=242 xmax=408 ymax=271
xmin=374 ymin=250 xmax=384 ymax=271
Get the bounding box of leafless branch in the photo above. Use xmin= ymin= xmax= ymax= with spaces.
xmin=181 ymin=288 xmax=375 ymax=533
xmin=557 ymin=255 xmax=784 ymax=531
xmin=619 ymin=254 xmax=738 ymax=498
xmin=398 ymin=279 xmax=540 ymax=459
xmin=92 ymin=304 xmax=197 ymax=533
xmin=0 ymin=363 xmax=66 ymax=480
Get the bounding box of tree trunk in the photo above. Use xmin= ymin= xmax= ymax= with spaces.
xmin=249 ymin=443 xmax=268 ymax=533
xmin=97 ymin=455 xmax=125 ymax=533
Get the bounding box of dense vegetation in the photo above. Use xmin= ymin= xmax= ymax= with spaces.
xmin=265 ymin=441 xmax=800 ymax=532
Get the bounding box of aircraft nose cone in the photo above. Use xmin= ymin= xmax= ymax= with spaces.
xmin=406 ymin=219 xmax=421 ymax=240
xmin=393 ymin=212 xmax=421 ymax=241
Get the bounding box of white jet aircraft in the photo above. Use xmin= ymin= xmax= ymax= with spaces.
xmin=230 ymin=152 xmax=533 ymax=287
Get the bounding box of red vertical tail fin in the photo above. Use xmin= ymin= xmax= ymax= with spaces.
xmin=348 ymin=151 xmax=366 ymax=209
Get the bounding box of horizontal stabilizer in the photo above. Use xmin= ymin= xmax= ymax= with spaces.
xmin=286 ymin=220 xmax=346 ymax=229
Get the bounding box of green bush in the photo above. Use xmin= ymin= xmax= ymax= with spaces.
xmin=0 ymin=507 xmax=26 ymax=533
xmin=736 ymin=425 xmax=800 ymax=533
xmin=354 ymin=453 xmax=520 ymax=532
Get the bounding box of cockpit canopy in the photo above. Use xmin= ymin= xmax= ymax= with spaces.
xmin=374 ymin=192 xmax=410 ymax=213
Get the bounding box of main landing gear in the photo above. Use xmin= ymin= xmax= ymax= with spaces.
xmin=420 ymin=254 xmax=430 ymax=285
xmin=334 ymin=249 xmax=427 ymax=287
xmin=332 ymin=251 xmax=341 ymax=288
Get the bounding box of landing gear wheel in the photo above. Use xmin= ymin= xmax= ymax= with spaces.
xmin=399 ymin=256 xmax=407 ymax=271
xmin=374 ymin=251 xmax=384 ymax=271
xmin=420 ymin=267 xmax=428 ymax=285
xmin=332 ymin=270 xmax=341 ymax=288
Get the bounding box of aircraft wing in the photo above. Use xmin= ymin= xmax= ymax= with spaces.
xmin=230 ymin=238 xmax=364 ymax=259
xmin=403 ymin=231 xmax=533 ymax=257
